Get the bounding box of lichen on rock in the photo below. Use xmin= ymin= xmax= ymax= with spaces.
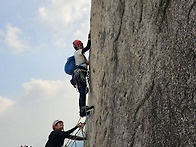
xmin=88 ymin=0 xmax=196 ymax=146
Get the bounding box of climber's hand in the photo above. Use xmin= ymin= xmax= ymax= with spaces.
xmin=86 ymin=60 xmax=90 ymax=65
xmin=88 ymin=30 xmax=91 ymax=40
xmin=77 ymin=122 xmax=86 ymax=128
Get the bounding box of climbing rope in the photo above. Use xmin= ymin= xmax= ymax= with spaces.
xmin=64 ymin=117 xmax=81 ymax=147
xmin=64 ymin=117 xmax=88 ymax=147
xmin=85 ymin=108 xmax=90 ymax=147
xmin=87 ymin=70 xmax=90 ymax=86
xmin=66 ymin=129 xmax=81 ymax=147
xmin=69 ymin=126 xmax=87 ymax=147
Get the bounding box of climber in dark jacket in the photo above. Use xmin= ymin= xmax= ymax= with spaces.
xmin=45 ymin=120 xmax=85 ymax=147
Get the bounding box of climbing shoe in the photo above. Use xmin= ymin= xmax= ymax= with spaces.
xmin=80 ymin=111 xmax=90 ymax=117
xmin=85 ymin=106 xmax=94 ymax=111
xmin=80 ymin=106 xmax=94 ymax=117
xmin=81 ymin=106 xmax=94 ymax=112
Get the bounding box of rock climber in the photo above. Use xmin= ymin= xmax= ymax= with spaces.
xmin=71 ymin=31 xmax=94 ymax=117
xmin=45 ymin=120 xmax=86 ymax=147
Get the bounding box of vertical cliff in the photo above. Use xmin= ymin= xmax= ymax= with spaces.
xmin=88 ymin=0 xmax=196 ymax=147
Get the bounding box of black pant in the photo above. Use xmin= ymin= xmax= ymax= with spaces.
xmin=73 ymin=70 xmax=88 ymax=112
xmin=78 ymin=86 xmax=86 ymax=111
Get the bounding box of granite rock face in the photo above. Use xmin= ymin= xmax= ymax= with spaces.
xmin=88 ymin=0 xmax=196 ymax=147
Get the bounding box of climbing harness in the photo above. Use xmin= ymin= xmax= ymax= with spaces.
xmin=74 ymin=69 xmax=87 ymax=84
xmin=73 ymin=69 xmax=88 ymax=94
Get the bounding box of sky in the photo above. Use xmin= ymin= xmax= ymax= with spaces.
xmin=0 ymin=0 xmax=91 ymax=146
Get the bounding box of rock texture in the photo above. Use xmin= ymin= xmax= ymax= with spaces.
xmin=88 ymin=0 xmax=196 ymax=147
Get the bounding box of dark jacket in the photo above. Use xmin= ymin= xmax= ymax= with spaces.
xmin=82 ymin=40 xmax=91 ymax=54
xmin=45 ymin=126 xmax=84 ymax=147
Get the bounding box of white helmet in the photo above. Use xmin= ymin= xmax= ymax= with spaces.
xmin=52 ymin=120 xmax=63 ymax=130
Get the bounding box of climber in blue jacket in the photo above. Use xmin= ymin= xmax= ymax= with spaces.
xmin=71 ymin=31 xmax=94 ymax=117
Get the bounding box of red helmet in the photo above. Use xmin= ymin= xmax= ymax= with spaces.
xmin=52 ymin=120 xmax=63 ymax=130
xmin=73 ymin=40 xmax=83 ymax=48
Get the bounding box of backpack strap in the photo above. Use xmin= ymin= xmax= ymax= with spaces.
xmin=75 ymin=56 xmax=87 ymax=69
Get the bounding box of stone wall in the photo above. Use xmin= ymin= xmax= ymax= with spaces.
xmin=88 ymin=0 xmax=196 ymax=146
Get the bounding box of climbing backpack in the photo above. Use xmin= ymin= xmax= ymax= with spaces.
xmin=64 ymin=55 xmax=86 ymax=75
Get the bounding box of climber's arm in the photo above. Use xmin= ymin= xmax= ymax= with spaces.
xmin=82 ymin=33 xmax=91 ymax=54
